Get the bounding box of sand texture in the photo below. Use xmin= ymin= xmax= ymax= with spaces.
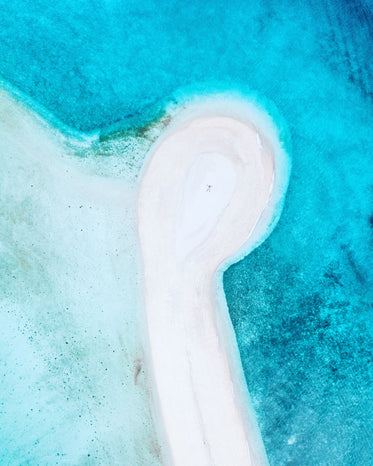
xmin=138 ymin=104 xmax=276 ymax=465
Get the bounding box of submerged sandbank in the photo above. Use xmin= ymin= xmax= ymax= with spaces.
xmin=138 ymin=97 xmax=289 ymax=465
xmin=0 ymin=88 xmax=163 ymax=464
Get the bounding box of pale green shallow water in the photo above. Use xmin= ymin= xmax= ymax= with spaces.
xmin=0 ymin=91 xmax=163 ymax=464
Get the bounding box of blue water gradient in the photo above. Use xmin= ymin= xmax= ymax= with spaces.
xmin=0 ymin=0 xmax=372 ymax=464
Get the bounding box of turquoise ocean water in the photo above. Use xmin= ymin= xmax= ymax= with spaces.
xmin=0 ymin=0 xmax=372 ymax=464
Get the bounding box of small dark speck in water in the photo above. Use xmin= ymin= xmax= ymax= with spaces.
xmin=134 ymin=359 xmax=142 ymax=385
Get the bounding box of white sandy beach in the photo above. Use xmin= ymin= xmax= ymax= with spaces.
xmin=138 ymin=102 xmax=277 ymax=465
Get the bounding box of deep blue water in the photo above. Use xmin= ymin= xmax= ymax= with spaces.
xmin=1 ymin=0 xmax=372 ymax=464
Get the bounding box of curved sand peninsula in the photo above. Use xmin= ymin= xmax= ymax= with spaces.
xmin=138 ymin=99 xmax=285 ymax=465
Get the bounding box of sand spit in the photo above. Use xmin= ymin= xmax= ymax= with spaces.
xmin=1 ymin=85 xmax=289 ymax=464
xmin=138 ymin=98 xmax=286 ymax=465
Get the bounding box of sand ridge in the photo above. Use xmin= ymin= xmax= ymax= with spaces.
xmin=138 ymin=104 xmax=276 ymax=465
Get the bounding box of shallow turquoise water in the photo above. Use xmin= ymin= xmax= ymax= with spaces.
xmin=0 ymin=0 xmax=372 ymax=464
